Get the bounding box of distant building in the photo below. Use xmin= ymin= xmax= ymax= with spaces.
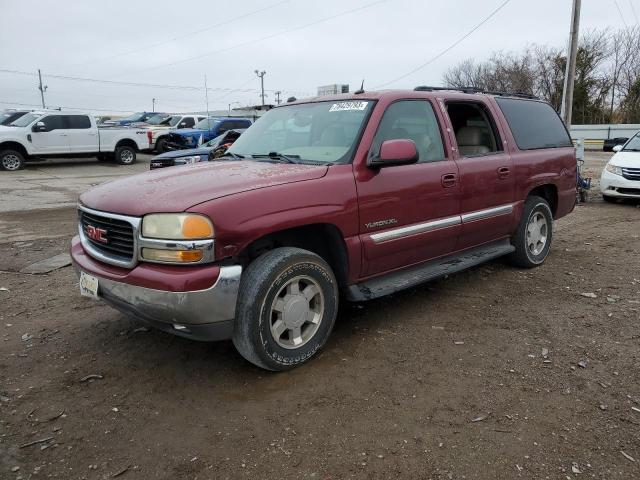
xmin=317 ymin=84 xmax=349 ymax=96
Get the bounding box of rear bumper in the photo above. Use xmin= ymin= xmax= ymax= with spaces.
xmin=71 ymin=235 xmax=242 ymax=341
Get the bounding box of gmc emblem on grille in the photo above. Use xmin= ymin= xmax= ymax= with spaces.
xmin=86 ymin=225 xmax=108 ymax=244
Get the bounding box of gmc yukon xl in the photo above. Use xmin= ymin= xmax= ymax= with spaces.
xmin=71 ymin=88 xmax=576 ymax=370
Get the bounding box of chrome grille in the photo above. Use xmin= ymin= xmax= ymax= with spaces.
xmin=622 ymin=167 xmax=640 ymax=181
xmin=78 ymin=207 xmax=139 ymax=267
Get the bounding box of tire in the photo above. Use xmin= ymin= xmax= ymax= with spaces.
xmin=114 ymin=145 xmax=136 ymax=165
xmin=155 ymin=137 xmax=167 ymax=153
xmin=509 ymin=196 xmax=553 ymax=268
xmin=602 ymin=195 xmax=617 ymax=203
xmin=232 ymin=247 xmax=339 ymax=371
xmin=0 ymin=149 xmax=25 ymax=171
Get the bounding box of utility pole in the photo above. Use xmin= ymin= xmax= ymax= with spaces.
xmin=255 ymin=70 xmax=266 ymax=107
xmin=560 ymin=0 xmax=581 ymax=126
xmin=152 ymin=98 xmax=156 ymax=112
xmin=275 ymin=91 xmax=282 ymax=105
xmin=37 ymin=69 xmax=47 ymax=109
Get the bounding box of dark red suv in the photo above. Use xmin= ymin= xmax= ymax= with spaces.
xmin=71 ymin=88 xmax=576 ymax=370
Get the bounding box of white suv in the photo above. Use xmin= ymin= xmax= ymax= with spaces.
xmin=601 ymin=132 xmax=640 ymax=202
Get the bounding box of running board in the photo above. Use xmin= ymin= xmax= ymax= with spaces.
xmin=346 ymin=239 xmax=515 ymax=301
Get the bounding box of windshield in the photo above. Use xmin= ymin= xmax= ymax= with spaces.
xmin=622 ymin=134 xmax=640 ymax=151
xmin=145 ymin=114 xmax=169 ymax=125
xmin=193 ymin=117 xmax=219 ymax=130
xmin=228 ymin=100 xmax=373 ymax=164
xmin=11 ymin=112 xmax=41 ymax=127
xmin=122 ymin=112 xmax=145 ymax=122
xmin=162 ymin=115 xmax=182 ymax=127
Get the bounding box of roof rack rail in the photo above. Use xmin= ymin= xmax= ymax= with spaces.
xmin=414 ymin=85 xmax=539 ymax=100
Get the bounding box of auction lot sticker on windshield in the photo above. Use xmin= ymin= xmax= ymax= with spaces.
xmin=329 ymin=101 xmax=368 ymax=112
xmin=79 ymin=271 xmax=99 ymax=299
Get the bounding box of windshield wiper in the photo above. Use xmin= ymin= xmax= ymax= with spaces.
xmin=217 ymin=151 xmax=245 ymax=159
xmin=252 ymin=152 xmax=300 ymax=164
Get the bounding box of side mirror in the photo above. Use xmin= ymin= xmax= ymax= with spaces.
xmin=369 ymin=139 xmax=418 ymax=168
xmin=613 ymin=144 xmax=623 ymax=152
xmin=32 ymin=121 xmax=46 ymax=132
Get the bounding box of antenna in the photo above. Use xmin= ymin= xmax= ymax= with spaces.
xmin=354 ymin=79 xmax=365 ymax=94
xmin=204 ymin=74 xmax=211 ymax=122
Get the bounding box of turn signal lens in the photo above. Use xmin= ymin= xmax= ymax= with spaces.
xmin=141 ymin=248 xmax=204 ymax=263
xmin=142 ymin=214 xmax=214 ymax=240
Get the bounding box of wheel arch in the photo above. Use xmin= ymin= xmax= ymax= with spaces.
xmin=115 ymin=138 xmax=138 ymax=151
xmin=527 ymin=184 xmax=558 ymax=217
xmin=0 ymin=141 xmax=28 ymax=158
xmin=237 ymin=223 xmax=349 ymax=291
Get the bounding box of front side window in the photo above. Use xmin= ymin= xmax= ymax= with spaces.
xmin=371 ymin=100 xmax=445 ymax=163
xmin=67 ymin=115 xmax=91 ymax=129
xmin=194 ymin=117 xmax=219 ymax=130
xmin=180 ymin=117 xmax=195 ymax=128
xmin=495 ymin=97 xmax=572 ymax=150
xmin=228 ymin=100 xmax=374 ymax=164
xmin=40 ymin=115 xmax=65 ymax=131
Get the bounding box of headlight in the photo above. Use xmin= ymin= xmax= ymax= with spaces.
xmin=178 ymin=155 xmax=205 ymax=165
xmin=142 ymin=214 xmax=214 ymax=240
xmin=605 ymin=163 xmax=623 ymax=176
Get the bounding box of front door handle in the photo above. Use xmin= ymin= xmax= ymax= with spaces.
xmin=498 ymin=166 xmax=510 ymax=179
xmin=441 ymin=173 xmax=457 ymax=188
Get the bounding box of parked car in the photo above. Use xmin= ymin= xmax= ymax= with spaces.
xmin=149 ymin=129 xmax=245 ymax=169
xmin=1 ymin=110 xmax=30 ymax=126
xmin=102 ymin=112 xmax=166 ymax=127
xmin=0 ymin=111 xmax=149 ymax=170
xmin=143 ymin=114 xmax=207 ymax=153
xmin=71 ymin=88 xmax=576 ymax=370
xmin=165 ymin=117 xmax=252 ymax=150
xmin=603 ymin=137 xmax=628 ymax=152
xmin=601 ymin=134 xmax=640 ymax=202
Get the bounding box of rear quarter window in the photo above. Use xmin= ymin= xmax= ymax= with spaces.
xmin=495 ymin=98 xmax=572 ymax=150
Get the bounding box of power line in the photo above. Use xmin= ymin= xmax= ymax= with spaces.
xmin=614 ymin=0 xmax=630 ymax=28
xmin=113 ymin=0 xmax=391 ymax=77
xmin=62 ymin=1 xmax=289 ymax=69
xmin=629 ymin=0 xmax=640 ymax=24
xmin=0 ymin=100 xmax=135 ymax=113
xmin=374 ymin=0 xmax=512 ymax=88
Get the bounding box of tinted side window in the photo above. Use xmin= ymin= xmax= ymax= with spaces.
xmin=495 ymin=98 xmax=572 ymax=150
xmin=372 ymin=100 xmax=445 ymax=163
xmin=181 ymin=117 xmax=195 ymax=128
xmin=40 ymin=115 xmax=66 ymax=131
xmin=67 ymin=115 xmax=91 ymax=129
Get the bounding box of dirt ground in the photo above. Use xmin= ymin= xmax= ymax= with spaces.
xmin=1 ymin=153 xmax=640 ymax=479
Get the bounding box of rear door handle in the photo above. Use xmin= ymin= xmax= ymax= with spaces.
xmin=441 ymin=173 xmax=457 ymax=188
xmin=498 ymin=166 xmax=510 ymax=179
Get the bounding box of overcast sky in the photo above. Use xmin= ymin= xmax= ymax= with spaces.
xmin=0 ymin=0 xmax=633 ymax=115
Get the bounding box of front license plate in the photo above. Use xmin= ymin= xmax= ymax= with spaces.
xmin=79 ymin=271 xmax=99 ymax=299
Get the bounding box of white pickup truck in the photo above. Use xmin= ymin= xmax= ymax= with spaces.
xmin=0 ymin=111 xmax=149 ymax=171
xmin=142 ymin=114 xmax=206 ymax=152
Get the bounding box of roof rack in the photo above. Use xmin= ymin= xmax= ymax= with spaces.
xmin=413 ymin=85 xmax=538 ymax=100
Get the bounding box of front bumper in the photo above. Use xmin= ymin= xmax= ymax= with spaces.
xmin=600 ymin=170 xmax=640 ymax=198
xmin=71 ymin=236 xmax=242 ymax=341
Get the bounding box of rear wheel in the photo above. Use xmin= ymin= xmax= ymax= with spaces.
xmin=0 ymin=149 xmax=25 ymax=171
xmin=510 ymin=196 xmax=553 ymax=268
xmin=114 ymin=145 xmax=136 ymax=165
xmin=233 ymin=247 xmax=338 ymax=371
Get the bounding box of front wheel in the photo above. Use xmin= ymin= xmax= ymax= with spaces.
xmin=155 ymin=137 xmax=167 ymax=153
xmin=114 ymin=145 xmax=136 ymax=165
xmin=233 ymin=247 xmax=339 ymax=371
xmin=509 ymin=196 xmax=553 ymax=268
xmin=0 ymin=149 xmax=25 ymax=171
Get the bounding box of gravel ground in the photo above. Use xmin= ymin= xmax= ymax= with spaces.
xmin=1 ymin=152 xmax=639 ymax=480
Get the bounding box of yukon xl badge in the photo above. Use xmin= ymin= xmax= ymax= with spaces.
xmin=365 ymin=219 xmax=398 ymax=229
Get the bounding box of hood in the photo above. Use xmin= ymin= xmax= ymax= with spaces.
xmin=610 ymin=151 xmax=640 ymax=168
xmin=153 ymin=146 xmax=213 ymax=159
xmin=79 ymin=160 xmax=329 ymax=216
